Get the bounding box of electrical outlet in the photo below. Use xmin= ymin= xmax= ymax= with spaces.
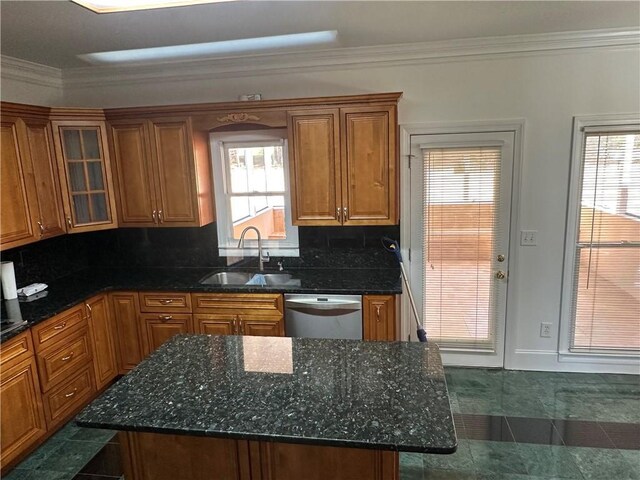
xmin=520 ymin=230 xmax=538 ymax=246
xmin=540 ymin=322 xmax=552 ymax=338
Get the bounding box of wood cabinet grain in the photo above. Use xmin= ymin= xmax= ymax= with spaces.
xmin=111 ymin=292 xmax=144 ymax=374
xmin=363 ymin=295 xmax=397 ymax=341
xmin=0 ymin=332 xmax=47 ymax=471
xmin=288 ymin=104 xmax=398 ymax=226
xmin=86 ymin=294 xmax=118 ymax=390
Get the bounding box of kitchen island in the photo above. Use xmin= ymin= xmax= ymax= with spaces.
xmin=76 ymin=335 xmax=456 ymax=480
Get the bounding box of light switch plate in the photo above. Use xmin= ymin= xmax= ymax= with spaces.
xmin=520 ymin=230 xmax=538 ymax=246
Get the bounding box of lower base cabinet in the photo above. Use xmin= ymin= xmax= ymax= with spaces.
xmin=0 ymin=351 xmax=47 ymax=470
xmin=363 ymin=295 xmax=397 ymax=341
xmin=140 ymin=313 xmax=193 ymax=356
xmin=42 ymin=366 xmax=95 ymax=430
xmin=120 ymin=431 xmax=398 ymax=480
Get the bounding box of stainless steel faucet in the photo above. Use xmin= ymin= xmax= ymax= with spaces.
xmin=237 ymin=226 xmax=269 ymax=271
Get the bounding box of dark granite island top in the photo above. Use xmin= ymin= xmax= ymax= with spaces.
xmin=76 ymin=335 xmax=457 ymax=455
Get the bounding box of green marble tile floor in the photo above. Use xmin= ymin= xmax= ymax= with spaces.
xmin=4 ymin=368 xmax=639 ymax=480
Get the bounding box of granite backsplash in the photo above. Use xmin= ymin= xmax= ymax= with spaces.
xmin=1 ymin=224 xmax=401 ymax=288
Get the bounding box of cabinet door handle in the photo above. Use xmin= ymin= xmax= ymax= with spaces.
xmin=238 ymin=316 xmax=244 ymax=335
xmin=375 ymin=304 xmax=382 ymax=321
xmin=343 ymin=207 xmax=347 ymax=220
xmin=66 ymin=216 xmax=72 ymax=227
xmin=159 ymin=315 xmax=173 ymax=321
xmin=336 ymin=207 xmax=341 ymax=223
xmin=61 ymin=352 xmax=74 ymax=362
xmin=232 ymin=317 xmax=237 ymax=334
xmin=85 ymin=303 xmax=92 ymax=317
xmin=64 ymin=389 xmax=77 ymax=398
xmin=159 ymin=299 xmax=174 ymax=305
xmin=152 ymin=210 xmax=157 ymax=223
xmin=53 ymin=322 xmax=67 ymax=330
xmin=37 ymin=221 xmax=45 ymax=236
xmin=158 ymin=210 xmax=163 ymax=224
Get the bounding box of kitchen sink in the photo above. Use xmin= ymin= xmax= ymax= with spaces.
xmin=199 ymin=271 xmax=298 ymax=286
xmin=259 ymin=273 xmax=293 ymax=285
xmin=200 ymin=272 xmax=253 ymax=285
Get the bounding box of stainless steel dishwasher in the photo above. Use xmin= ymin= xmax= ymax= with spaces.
xmin=284 ymin=294 xmax=362 ymax=340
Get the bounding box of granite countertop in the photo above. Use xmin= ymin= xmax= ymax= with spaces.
xmin=0 ymin=267 xmax=401 ymax=343
xmin=76 ymin=334 xmax=457 ymax=454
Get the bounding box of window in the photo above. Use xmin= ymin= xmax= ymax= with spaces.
xmin=562 ymin=117 xmax=640 ymax=355
xmin=211 ymin=130 xmax=298 ymax=257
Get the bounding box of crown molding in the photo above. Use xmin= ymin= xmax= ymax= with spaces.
xmin=4 ymin=27 xmax=639 ymax=91
xmin=1 ymin=55 xmax=63 ymax=89
xmin=61 ymin=27 xmax=640 ymax=88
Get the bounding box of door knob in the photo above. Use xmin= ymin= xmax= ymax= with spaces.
xmin=497 ymin=254 xmax=505 ymax=262
xmin=496 ymin=271 xmax=506 ymax=280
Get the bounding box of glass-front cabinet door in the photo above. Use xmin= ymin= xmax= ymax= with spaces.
xmin=52 ymin=121 xmax=117 ymax=232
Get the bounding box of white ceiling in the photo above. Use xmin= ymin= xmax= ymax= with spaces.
xmin=1 ymin=1 xmax=639 ymax=69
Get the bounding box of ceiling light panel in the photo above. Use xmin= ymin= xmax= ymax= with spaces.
xmin=72 ymin=0 xmax=234 ymax=14
xmin=78 ymin=31 xmax=340 ymax=65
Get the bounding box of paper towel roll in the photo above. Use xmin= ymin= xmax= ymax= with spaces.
xmin=1 ymin=261 xmax=18 ymax=300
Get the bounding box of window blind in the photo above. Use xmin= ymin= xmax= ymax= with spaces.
xmin=570 ymin=132 xmax=640 ymax=353
xmin=422 ymin=147 xmax=502 ymax=350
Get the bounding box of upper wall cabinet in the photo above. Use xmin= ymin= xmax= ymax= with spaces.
xmin=287 ymin=103 xmax=398 ymax=226
xmin=1 ymin=104 xmax=66 ymax=251
xmin=108 ymin=117 xmax=214 ymax=227
xmin=50 ymin=117 xmax=118 ymax=233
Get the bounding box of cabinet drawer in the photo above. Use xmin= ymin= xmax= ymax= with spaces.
xmin=37 ymin=328 xmax=92 ymax=392
xmin=192 ymin=293 xmax=283 ymax=315
xmin=1 ymin=331 xmax=34 ymax=368
xmin=31 ymin=305 xmax=87 ymax=352
xmin=43 ymin=367 xmax=95 ymax=429
xmin=139 ymin=292 xmax=191 ymax=313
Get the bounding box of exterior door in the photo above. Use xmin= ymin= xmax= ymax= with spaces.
xmin=409 ymin=132 xmax=515 ymax=367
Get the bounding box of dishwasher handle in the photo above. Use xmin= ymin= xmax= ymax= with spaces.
xmin=284 ymin=298 xmax=362 ymax=311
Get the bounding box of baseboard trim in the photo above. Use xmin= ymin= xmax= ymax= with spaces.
xmin=506 ymin=349 xmax=640 ymax=374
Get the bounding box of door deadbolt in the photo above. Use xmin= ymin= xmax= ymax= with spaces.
xmin=496 ymin=271 xmax=506 ymax=280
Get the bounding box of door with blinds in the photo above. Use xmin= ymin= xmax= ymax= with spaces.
xmin=409 ymin=132 xmax=515 ymax=366
xmin=562 ymin=125 xmax=640 ymax=355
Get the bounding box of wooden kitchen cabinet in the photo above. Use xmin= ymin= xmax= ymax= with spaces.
xmin=0 ymin=332 xmax=47 ymax=471
xmin=140 ymin=313 xmax=193 ymax=356
xmin=86 ymin=294 xmax=118 ymax=390
xmin=194 ymin=314 xmax=236 ymax=336
xmin=50 ymin=119 xmax=118 ymax=233
xmin=192 ymin=293 xmax=284 ymax=337
xmin=287 ymin=109 xmax=342 ymax=225
xmin=287 ymin=103 xmax=398 ymax=226
xmin=1 ymin=105 xmax=65 ymax=250
xmin=108 ymin=117 xmax=214 ymax=227
xmin=0 ymin=116 xmax=38 ymax=249
xmin=341 ymin=106 xmax=396 ymax=224
xmin=111 ymin=292 xmax=144 ymax=374
xmin=363 ymin=295 xmax=397 ymax=341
